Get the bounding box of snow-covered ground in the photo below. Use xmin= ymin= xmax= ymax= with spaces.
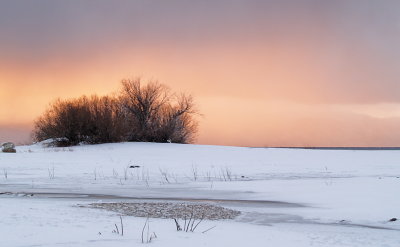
xmin=1 ymin=142 xmax=399 ymax=246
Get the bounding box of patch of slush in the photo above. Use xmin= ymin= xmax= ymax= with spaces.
xmin=84 ymin=202 xmax=240 ymax=220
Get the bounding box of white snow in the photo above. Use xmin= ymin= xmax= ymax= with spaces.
xmin=1 ymin=142 xmax=399 ymax=246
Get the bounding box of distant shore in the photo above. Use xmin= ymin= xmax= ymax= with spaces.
xmin=268 ymin=147 xmax=400 ymax=150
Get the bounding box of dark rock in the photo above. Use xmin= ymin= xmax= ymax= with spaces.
xmin=389 ymin=218 xmax=397 ymax=222
xmin=129 ymin=165 xmax=140 ymax=168
xmin=1 ymin=142 xmax=16 ymax=153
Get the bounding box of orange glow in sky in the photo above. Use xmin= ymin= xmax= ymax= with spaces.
xmin=1 ymin=1 xmax=400 ymax=146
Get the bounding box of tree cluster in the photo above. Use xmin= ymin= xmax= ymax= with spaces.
xmin=33 ymin=79 xmax=198 ymax=146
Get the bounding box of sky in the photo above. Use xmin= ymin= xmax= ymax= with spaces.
xmin=1 ymin=0 xmax=400 ymax=147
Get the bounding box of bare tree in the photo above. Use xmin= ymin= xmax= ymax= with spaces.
xmin=155 ymin=94 xmax=198 ymax=143
xmin=33 ymin=96 xmax=129 ymax=146
xmin=33 ymin=77 xmax=199 ymax=146
xmin=33 ymin=98 xmax=92 ymax=146
xmin=120 ymin=78 xmax=198 ymax=143
xmin=86 ymin=95 xmax=129 ymax=144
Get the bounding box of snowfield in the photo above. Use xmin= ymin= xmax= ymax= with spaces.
xmin=1 ymin=142 xmax=399 ymax=246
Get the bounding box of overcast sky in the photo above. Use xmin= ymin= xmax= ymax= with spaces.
xmin=1 ymin=0 xmax=400 ymax=146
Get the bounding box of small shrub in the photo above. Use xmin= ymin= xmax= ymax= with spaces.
xmin=33 ymin=78 xmax=198 ymax=146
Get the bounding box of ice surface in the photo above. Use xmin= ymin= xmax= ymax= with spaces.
xmin=1 ymin=142 xmax=399 ymax=246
